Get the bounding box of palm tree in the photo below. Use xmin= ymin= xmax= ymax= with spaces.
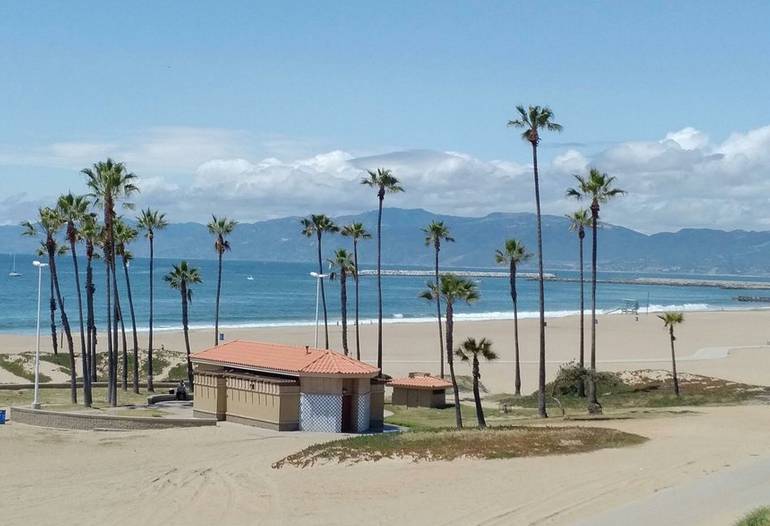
xmin=567 ymin=168 xmax=625 ymax=414
xmin=495 ymin=239 xmax=531 ymax=396
xmin=328 ymin=249 xmax=356 ymax=356
xmin=22 ymin=208 xmax=78 ymax=404
xmin=420 ymin=274 xmax=479 ymax=429
xmin=137 ymin=208 xmax=168 ymax=392
xmin=115 ymin=218 xmax=140 ymax=393
xmin=301 ymin=214 xmax=338 ymax=349
xmin=455 ymin=337 xmax=498 ymax=429
xmin=115 ymin=281 xmax=128 ymax=391
xmin=83 ymin=158 xmax=138 ymax=406
xmin=57 ymin=193 xmax=92 ymax=405
xmin=207 ymin=215 xmax=237 ymax=346
xmin=658 ymin=311 xmax=684 ymax=397
xmin=341 ymin=223 xmax=371 ymax=360
xmin=566 ymin=209 xmax=591 ymax=397
xmin=508 ymin=105 xmax=562 ymax=418
xmin=422 ymin=221 xmax=454 ymax=378
xmin=361 ymin=168 xmax=404 ymax=370
xmin=165 ymin=261 xmax=202 ymax=388
xmin=80 ymin=215 xmax=101 ymax=385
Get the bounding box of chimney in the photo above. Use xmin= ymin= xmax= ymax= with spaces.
xmin=305 ymin=345 xmax=310 ymax=354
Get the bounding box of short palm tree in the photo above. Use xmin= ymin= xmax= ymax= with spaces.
xmin=57 ymin=193 xmax=92 ymax=405
xmin=301 ymin=214 xmax=338 ymax=349
xmin=208 ymin=215 xmax=237 ymax=346
xmin=567 ymin=168 xmax=625 ymax=414
xmin=137 ymin=208 xmax=168 ymax=392
xmin=115 ymin=218 xmax=140 ymax=393
xmin=328 ymin=248 xmax=356 ymax=356
xmin=165 ymin=261 xmax=202 ymax=388
xmin=566 ymin=209 xmax=591 ymax=397
xmin=22 ymin=208 xmax=78 ymax=404
xmin=83 ymin=158 xmax=138 ymax=406
xmin=423 ymin=221 xmax=454 ymax=378
xmin=658 ymin=311 xmax=684 ymax=397
xmin=341 ymin=223 xmax=371 ymax=360
xmin=508 ymin=104 xmax=562 ymax=418
xmin=362 ymin=168 xmax=404 ymax=370
xmin=495 ymin=239 xmax=531 ymax=396
xmin=420 ymin=274 xmax=479 ymax=429
xmin=455 ymin=337 xmax=498 ymax=429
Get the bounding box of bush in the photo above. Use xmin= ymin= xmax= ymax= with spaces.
xmin=736 ymin=507 xmax=770 ymax=526
xmin=550 ymin=361 xmax=625 ymax=397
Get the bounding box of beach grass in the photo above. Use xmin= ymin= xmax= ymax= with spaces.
xmin=273 ymin=426 xmax=647 ymax=468
xmin=163 ymin=362 xmax=188 ymax=381
xmin=38 ymin=352 xmax=73 ymax=374
xmin=0 ymin=354 xmax=50 ymax=383
xmin=736 ymin=507 xmax=770 ymax=526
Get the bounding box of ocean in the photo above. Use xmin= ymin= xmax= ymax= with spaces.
xmin=0 ymin=253 xmax=767 ymax=335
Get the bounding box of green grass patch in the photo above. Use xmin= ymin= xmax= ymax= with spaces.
xmin=385 ymin=403 xmax=537 ymax=431
xmin=273 ymin=426 xmax=647 ymax=468
xmin=0 ymin=355 xmax=50 ymax=382
xmin=736 ymin=507 xmax=770 ymax=526
xmin=0 ymin=386 xmax=150 ymax=409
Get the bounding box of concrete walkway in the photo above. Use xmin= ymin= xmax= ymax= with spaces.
xmin=574 ymin=455 xmax=770 ymax=526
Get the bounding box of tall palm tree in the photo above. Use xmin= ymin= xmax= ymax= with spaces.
xmin=115 ymin=218 xmax=140 ymax=393
xmin=137 ymin=208 xmax=168 ymax=392
xmin=328 ymin=248 xmax=356 ymax=356
xmin=115 ymin=281 xmax=128 ymax=391
xmin=658 ymin=311 xmax=684 ymax=397
xmin=495 ymin=239 xmax=531 ymax=396
xmin=422 ymin=221 xmax=454 ymax=378
xmin=420 ymin=274 xmax=479 ymax=429
xmin=567 ymin=168 xmax=625 ymax=414
xmin=341 ymin=223 xmax=371 ymax=360
xmin=80 ymin=215 xmax=101 ymax=385
xmin=165 ymin=261 xmax=202 ymax=388
xmin=83 ymin=158 xmax=138 ymax=406
xmin=566 ymin=209 xmax=591 ymax=398
xmin=57 ymin=193 xmax=92 ymax=406
xmin=508 ymin=105 xmax=562 ymax=418
xmin=22 ymin=208 xmax=78 ymax=404
xmin=301 ymin=214 xmax=338 ymax=349
xmin=361 ymin=168 xmax=404 ymax=370
xmin=455 ymin=337 xmax=498 ymax=429
xmin=208 ymin=215 xmax=237 ymax=346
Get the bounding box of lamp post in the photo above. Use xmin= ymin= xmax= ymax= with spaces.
xmin=32 ymin=260 xmax=48 ymax=409
xmin=309 ymin=272 xmax=329 ymax=348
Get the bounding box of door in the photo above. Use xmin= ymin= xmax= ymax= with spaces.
xmin=341 ymin=392 xmax=354 ymax=432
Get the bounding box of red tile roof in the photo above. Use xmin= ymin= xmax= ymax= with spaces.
xmin=388 ymin=374 xmax=452 ymax=390
xmin=191 ymin=340 xmax=379 ymax=377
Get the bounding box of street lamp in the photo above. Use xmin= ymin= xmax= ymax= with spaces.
xmin=32 ymin=260 xmax=48 ymax=409
xmin=309 ymin=272 xmax=329 ymax=348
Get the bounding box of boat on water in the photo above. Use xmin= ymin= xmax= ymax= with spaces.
xmin=246 ymin=275 xmax=254 ymax=281
xmin=8 ymin=254 xmax=22 ymax=278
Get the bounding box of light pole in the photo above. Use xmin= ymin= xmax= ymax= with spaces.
xmin=32 ymin=260 xmax=48 ymax=409
xmin=309 ymin=272 xmax=329 ymax=348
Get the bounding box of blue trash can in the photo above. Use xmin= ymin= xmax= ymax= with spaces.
xmin=0 ymin=409 xmax=6 ymax=424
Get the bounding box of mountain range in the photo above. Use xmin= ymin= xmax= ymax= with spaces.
xmin=2 ymin=208 xmax=769 ymax=274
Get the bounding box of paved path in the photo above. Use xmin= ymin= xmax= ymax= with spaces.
xmin=574 ymin=456 xmax=770 ymax=526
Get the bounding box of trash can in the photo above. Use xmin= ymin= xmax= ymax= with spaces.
xmin=0 ymin=409 xmax=6 ymax=424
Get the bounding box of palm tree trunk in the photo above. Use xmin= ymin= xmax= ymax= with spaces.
xmin=434 ymin=244 xmax=445 ymax=378
xmin=316 ymin=232 xmax=329 ymax=349
xmin=105 ymin=256 xmax=114 ymax=404
xmin=670 ymin=327 xmax=680 ymax=396
xmin=122 ymin=255 xmax=140 ymax=393
xmin=588 ymin=204 xmax=602 ymax=414
xmin=511 ymin=261 xmax=521 ymax=396
xmin=531 ymin=141 xmax=547 ymax=418
xmin=181 ymin=282 xmax=194 ymax=388
xmin=147 ymin=235 xmax=155 ymax=392
xmin=214 ymin=249 xmax=222 ymax=346
xmin=445 ymin=302 xmax=462 ymax=429
xmin=353 ymin=240 xmax=361 ymax=361
xmin=472 ymin=355 xmax=486 ymax=428
xmin=86 ymin=251 xmax=96 ymax=384
xmin=48 ymin=239 xmax=77 ymax=404
xmin=116 ymin=287 xmax=127 ymax=391
xmin=340 ymin=271 xmax=348 ymax=355
xmin=69 ymin=234 xmax=91 ymax=406
xmin=49 ymin=274 xmax=58 ymax=356
xmin=376 ymin=195 xmax=384 ymax=370
xmin=104 ymin=198 xmax=117 ymax=406
xmin=578 ymin=231 xmax=586 ymax=398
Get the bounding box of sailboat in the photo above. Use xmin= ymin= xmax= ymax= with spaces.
xmin=8 ymin=254 xmax=22 ymax=278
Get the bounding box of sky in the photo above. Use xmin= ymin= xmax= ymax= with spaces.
xmin=1 ymin=1 xmax=770 ymax=233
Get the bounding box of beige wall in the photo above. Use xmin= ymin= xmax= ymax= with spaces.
xmin=369 ymin=381 xmax=385 ymax=431
xmin=225 ymin=376 xmax=300 ymax=431
xmin=193 ymin=372 xmax=227 ymax=420
xmin=391 ymin=387 xmax=446 ymax=408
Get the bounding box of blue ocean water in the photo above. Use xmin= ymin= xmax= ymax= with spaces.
xmin=0 ymin=253 xmax=766 ymax=334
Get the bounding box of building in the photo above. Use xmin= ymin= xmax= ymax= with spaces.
xmin=191 ymin=340 xmax=385 ymax=432
xmin=389 ymin=372 xmax=452 ymax=408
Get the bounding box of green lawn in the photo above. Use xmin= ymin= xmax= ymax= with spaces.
xmin=0 ymin=386 xmax=152 ymax=410
xmin=736 ymin=507 xmax=770 ymax=526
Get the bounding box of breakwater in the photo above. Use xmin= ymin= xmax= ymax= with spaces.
xmin=358 ymin=270 xmax=552 ymax=279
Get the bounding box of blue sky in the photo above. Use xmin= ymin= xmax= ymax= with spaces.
xmin=2 ymin=2 xmax=770 ymax=232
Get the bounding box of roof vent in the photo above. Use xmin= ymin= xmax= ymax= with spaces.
xmin=305 ymin=345 xmax=310 ymax=354
xmin=408 ymin=371 xmax=431 ymax=378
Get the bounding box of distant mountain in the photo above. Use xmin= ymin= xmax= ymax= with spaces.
xmin=2 ymin=208 xmax=770 ymax=274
